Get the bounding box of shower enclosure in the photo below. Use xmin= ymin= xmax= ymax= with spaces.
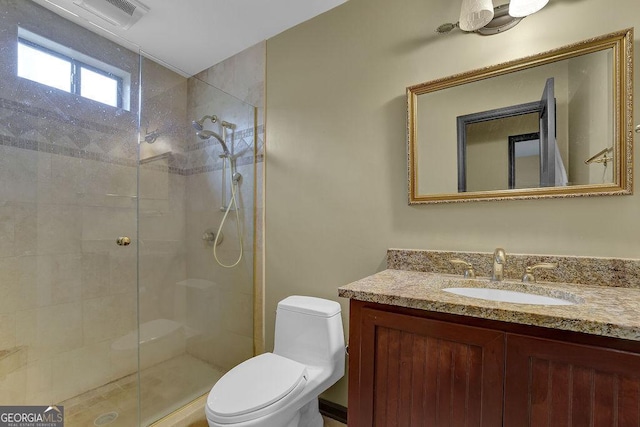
xmin=0 ymin=1 xmax=257 ymax=425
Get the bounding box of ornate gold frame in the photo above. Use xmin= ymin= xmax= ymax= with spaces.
xmin=407 ymin=28 xmax=634 ymax=204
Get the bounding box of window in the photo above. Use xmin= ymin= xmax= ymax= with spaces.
xmin=17 ymin=28 xmax=131 ymax=110
xmin=17 ymin=41 xmax=72 ymax=93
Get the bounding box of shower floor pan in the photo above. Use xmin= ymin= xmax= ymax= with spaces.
xmin=60 ymin=354 xmax=224 ymax=426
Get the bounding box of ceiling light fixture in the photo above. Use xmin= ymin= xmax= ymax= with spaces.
xmin=459 ymin=0 xmax=494 ymax=32
xmin=437 ymin=0 xmax=549 ymax=35
xmin=508 ymin=0 xmax=549 ymax=17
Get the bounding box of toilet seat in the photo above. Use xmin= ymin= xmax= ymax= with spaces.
xmin=206 ymin=353 xmax=308 ymax=424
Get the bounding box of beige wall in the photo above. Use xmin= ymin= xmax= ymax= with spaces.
xmin=265 ymin=0 xmax=640 ymax=406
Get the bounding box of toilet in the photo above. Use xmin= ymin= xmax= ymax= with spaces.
xmin=205 ymin=296 xmax=345 ymax=427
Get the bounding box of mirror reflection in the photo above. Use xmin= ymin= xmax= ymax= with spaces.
xmin=408 ymin=29 xmax=633 ymax=203
xmin=458 ymin=77 xmax=570 ymax=192
xmin=466 ymin=113 xmax=541 ymax=191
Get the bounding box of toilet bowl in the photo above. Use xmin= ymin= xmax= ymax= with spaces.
xmin=205 ymin=296 xmax=345 ymax=427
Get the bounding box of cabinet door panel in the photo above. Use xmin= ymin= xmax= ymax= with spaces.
xmin=547 ymin=361 xmax=571 ymax=426
xmin=619 ymin=377 xmax=640 ymax=426
xmin=505 ymin=334 xmax=640 ymax=427
xmin=356 ymin=307 xmax=504 ymax=427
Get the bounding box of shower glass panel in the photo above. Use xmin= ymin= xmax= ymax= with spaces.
xmin=0 ymin=1 xmax=140 ymax=425
xmin=138 ymin=59 xmax=256 ymax=423
xmin=0 ymin=2 xmax=256 ymax=425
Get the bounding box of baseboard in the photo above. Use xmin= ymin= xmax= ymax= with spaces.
xmin=319 ymin=398 xmax=347 ymax=424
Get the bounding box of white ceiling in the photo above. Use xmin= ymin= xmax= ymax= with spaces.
xmin=31 ymin=0 xmax=347 ymax=76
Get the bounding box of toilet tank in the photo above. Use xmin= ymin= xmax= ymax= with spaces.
xmin=274 ymin=296 xmax=344 ymax=368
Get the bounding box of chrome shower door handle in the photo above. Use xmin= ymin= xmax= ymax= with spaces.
xmin=116 ymin=236 xmax=131 ymax=246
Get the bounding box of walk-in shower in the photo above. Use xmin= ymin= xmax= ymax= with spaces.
xmin=0 ymin=1 xmax=256 ymax=425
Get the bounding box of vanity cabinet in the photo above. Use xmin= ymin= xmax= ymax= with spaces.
xmin=347 ymin=300 xmax=640 ymax=427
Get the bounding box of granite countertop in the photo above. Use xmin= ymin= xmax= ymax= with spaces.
xmin=338 ymin=269 xmax=640 ymax=342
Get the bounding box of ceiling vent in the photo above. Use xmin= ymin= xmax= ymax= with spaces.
xmin=72 ymin=0 xmax=149 ymax=30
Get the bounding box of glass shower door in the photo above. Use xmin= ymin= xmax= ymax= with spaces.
xmin=0 ymin=1 xmax=140 ymax=425
xmin=138 ymin=58 xmax=257 ymax=424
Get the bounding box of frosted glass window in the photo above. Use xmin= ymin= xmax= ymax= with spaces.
xmin=81 ymin=67 xmax=119 ymax=108
xmin=18 ymin=42 xmax=71 ymax=92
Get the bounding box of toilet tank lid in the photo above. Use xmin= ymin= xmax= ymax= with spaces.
xmin=277 ymin=296 xmax=341 ymax=317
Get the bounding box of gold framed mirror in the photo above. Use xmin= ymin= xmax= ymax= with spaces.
xmin=407 ymin=28 xmax=634 ymax=204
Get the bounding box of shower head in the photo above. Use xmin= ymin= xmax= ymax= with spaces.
xmin=191 ymin=115 xmax=217 ymax=131
xmin=196 ymin=130 xmax=231 ymax=157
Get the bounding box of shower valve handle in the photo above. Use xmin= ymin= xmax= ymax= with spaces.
xmin=202 ymin=231 xmax=216 ymax=242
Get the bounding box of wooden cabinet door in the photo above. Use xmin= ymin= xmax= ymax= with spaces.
xmin=350 ymin=306 xmax=504 ymax=427
xmin=505 ymin=334 xmax=640 ymax=427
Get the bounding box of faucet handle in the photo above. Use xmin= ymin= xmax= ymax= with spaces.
xmin=522 ymin=262 xmax=557 ymax=283
xmin=450 ymin=259 xmax=476 ymax=279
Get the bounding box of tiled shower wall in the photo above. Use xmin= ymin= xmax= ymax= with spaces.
xmin=182 ymin=60 xmax=262 ymax=370
xmin=0 ymin=0 xmax=140 ymax=404
xmin=139 ymin=56 xmax=261 ymax=373
xmin=191 ymin=42 xmax=266 ymax=355
xmin=138 ymin=67 xmax=260 ymax=372
xmin=138 ymin=58 xmax=188 ymax=330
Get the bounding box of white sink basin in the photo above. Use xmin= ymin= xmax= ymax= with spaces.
xmin=442 ymin=287 xmax=575 ymax=306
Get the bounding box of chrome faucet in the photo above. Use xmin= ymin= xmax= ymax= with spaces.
xmin=491 ymin=248 xmax=506 ymax=281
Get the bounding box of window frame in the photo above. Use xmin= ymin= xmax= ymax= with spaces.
xmin=16 ymin=27 xmax=130 ymax=110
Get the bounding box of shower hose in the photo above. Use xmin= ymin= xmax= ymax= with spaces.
xmin=213 ymin=156 xmax=243 ymax=268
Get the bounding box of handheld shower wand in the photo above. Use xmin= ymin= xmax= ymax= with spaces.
xmin=195 ymin=130 xmax=231 ymax=157
xmin=192 ymin=114 xmax=231 ymax=157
